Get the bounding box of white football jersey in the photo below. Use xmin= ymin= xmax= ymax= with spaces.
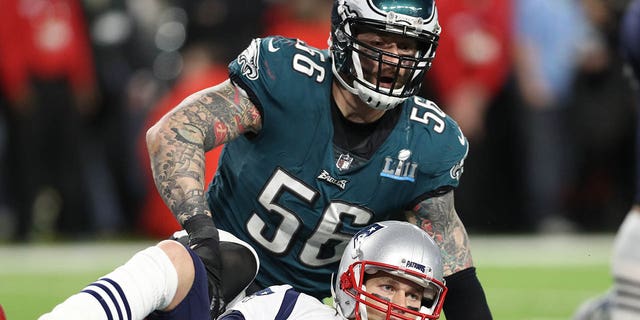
xmin=221 ymin=285 xmax=344 ymax=320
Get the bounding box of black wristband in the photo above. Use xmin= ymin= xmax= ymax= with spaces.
xmin=183 ymin=214 xmax=219 ymax=245
xmin=183 ymin=215 xmax=225 ymax=317
xmin=443 ymin=267 xmax=493 ymax=320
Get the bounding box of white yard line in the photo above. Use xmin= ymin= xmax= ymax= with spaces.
xmin=0 ymin=234 xmax=616 ymax=274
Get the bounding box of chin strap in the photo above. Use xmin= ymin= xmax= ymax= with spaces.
xmin=330 ymin=273 xmax=347 ymax=319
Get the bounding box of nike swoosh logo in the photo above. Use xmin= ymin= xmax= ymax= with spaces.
xmin=457 ymin=127 xmax=466 ymax=145
xmin=267 ymin=39 xmax=280 ymax=52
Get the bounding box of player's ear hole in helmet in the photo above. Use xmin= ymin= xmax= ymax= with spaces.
xmin=330 ymin=0 xmax=441 ymax=111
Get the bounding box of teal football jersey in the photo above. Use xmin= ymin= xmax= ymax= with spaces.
xmin=208 ymin=36 xmax=468 ymax=299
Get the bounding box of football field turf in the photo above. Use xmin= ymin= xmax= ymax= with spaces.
xmin=0 ymin=234 xmax=614 ymax=320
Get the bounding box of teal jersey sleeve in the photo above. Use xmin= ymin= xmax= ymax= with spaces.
xmin=395 ymin=96 xmax=469 ymax=205
xmin=228 ymin=36 xmax=331 ymax=119
xmin=419 ymin=97 xmax=468 ymax=178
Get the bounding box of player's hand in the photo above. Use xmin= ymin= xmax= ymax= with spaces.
xmin=184 ymin=215 xmax=226 ymax=319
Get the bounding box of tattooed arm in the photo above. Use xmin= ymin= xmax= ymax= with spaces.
xmin=146 ymin=79 xmax=262 ymax=317
xmin=405 ymin=191 xmax=492 ymax=319
xmin=404 ymin=190 xmax=473 ymax=276
xmin=146 ymin=79 xmax=261 ymax=225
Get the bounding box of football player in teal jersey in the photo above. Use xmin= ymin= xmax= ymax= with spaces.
xmin=146 ymin=0 xmax=492 ymax=319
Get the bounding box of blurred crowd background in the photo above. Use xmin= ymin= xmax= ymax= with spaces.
xmin=0 ymin=0 xmax=637 ymax=243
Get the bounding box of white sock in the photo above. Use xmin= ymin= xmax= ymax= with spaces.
xmin=38 ymin=245 xmax=179 ymax=320
xmin=611 ymin=210 xmax=640 ymax=320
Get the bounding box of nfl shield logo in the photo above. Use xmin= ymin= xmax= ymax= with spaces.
xmin=336 ymin=153 xmax=353 ymax=171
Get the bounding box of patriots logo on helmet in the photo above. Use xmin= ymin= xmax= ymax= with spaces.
xmin=352 ymin=223 xmax=386 ymax=250
xmin=404 ymin=260 xmax=427 ymax=273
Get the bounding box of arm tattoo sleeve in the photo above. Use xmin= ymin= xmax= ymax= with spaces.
xmin=146 ymin=79 xmax=261 ymax=225
xmin=405 ymin=191 xmax=474 ymax=275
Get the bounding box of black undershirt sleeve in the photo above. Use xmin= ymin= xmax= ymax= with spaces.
xmin=442 ymin=267 xmax=493 ymax=320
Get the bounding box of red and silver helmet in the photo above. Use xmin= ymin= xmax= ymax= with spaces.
xmin=330 ymin=0 xmax=440 ymax=110
xmin=333 ymin=221 xmax=447 ymax=320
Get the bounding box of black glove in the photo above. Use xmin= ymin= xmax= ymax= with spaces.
xmin=183 ymin=215 xmax=226 ymax=319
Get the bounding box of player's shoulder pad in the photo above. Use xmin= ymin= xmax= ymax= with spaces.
xmin=229 ymin=35 xmax=328 ymax=82
xmin=229 ymin=36 xmax=329 ymax=101
xmin=229 ymin=36 xmax=294 ymax=80
xmin=406 ymin=96 xmax=469 ymax=178
xmin=222 ymin=285 xmax=295 ymax=319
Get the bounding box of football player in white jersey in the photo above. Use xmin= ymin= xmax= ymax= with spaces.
xmin=573 ymin=1 xmax=640 ymax=319
xmin=39 ymin=231 xmax=259 ymax=320
xmin=220 ymin=220 xmax=447 ymax=320
xmin=39 ymin=221 xmax=446 ymax=320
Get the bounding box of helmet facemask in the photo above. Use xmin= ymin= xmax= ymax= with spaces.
xmin=339 ymin=261 xmax=447 ymax=320
xmin=330 ymin=0 xmax=440 ymax=110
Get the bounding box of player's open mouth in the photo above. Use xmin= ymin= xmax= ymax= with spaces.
xmin=379 ymin=76 xmax=394 ymax=88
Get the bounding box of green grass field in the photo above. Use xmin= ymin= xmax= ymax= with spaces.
xmin=0 ymin=234 xmax=615 ymax=320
